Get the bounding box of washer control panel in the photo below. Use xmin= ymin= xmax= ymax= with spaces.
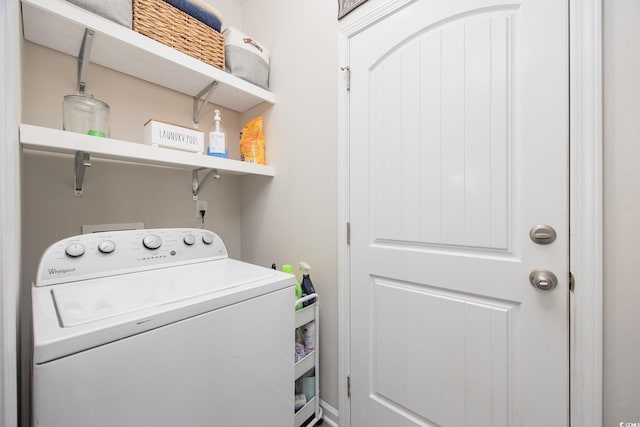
xmin=36 ymin=228 xmax=227 ymax=287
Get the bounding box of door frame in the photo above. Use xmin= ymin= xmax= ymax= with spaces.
xmin=336 ymin=1 xmax=603 ymax=426
xmin=0 ymin=1 xmax=22 ymax=427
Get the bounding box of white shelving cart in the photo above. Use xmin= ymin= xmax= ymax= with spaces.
xmin=294 ymin=294 xmax=322 ymax=426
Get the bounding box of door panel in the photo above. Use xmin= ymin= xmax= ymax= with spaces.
xmin=370 ymin=8 xmax=512 ymax=250
xmin=349 ymin=1 xmax=568 ymax=426
xmin=371 ymin=278 xmax=513 ymax=427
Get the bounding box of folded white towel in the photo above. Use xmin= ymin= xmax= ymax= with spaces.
xmin=189 ymin=0 xmax=224 ymax=23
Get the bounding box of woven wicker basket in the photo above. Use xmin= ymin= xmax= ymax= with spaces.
xmin=133 ymin=0 xmax=225 ymax=70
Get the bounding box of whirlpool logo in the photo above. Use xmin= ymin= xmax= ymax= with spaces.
xmin=47 ymin=267 xmax=76 ymax=275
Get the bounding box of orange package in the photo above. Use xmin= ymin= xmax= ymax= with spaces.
xmin=239 ymin=116 xmax=265 ymax=164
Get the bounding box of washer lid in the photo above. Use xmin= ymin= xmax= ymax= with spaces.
xmin=51 ymin=258 xmax=275 ymax=327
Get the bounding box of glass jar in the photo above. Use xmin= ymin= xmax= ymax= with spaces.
xmin=63 ymin=94 xmax=110 ymax=138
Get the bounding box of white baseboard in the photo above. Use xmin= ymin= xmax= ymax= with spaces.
xmin=320 ymin=399 xmax=339 ymax=426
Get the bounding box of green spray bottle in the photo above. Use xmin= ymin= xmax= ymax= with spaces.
xmin=282 ymin=264 xmax=303 ymax=310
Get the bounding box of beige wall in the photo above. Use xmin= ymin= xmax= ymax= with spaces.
xmin=211 ymin=0 xmax=243 ymax=29
xmin=604 ymin=0 xmax=640 ymax=424
xmin=239 ymin=0 xmax=340 ymax=410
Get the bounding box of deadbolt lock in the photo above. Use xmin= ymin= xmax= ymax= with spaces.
xmin=529 ymin=224 xmax=557 ymax=245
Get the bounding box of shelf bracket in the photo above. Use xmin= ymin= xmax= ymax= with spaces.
xmin=74 ymin=151 xmax=92 ymax=197
xmin=77 ymin=28 xmax=95 ymax=95
xmin=192 ymin=168 xmax=219 ymax=200
xmin=192 ymin=81 xmax=219 ymax=128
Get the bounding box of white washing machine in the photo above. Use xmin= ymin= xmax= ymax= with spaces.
xmin=32 ymin=228 xmax=295 ymax=427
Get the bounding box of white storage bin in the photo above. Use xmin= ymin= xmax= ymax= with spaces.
xmin=223 ymin=27 xmax=270 ymax=89
xmin=66 ymin=0 xmax=132 ymax=28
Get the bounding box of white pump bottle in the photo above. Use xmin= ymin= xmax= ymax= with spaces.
xmin=207 ymin=109 xmax=228 ymax=158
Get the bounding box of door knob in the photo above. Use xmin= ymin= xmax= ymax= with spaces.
xmin=529 ymin=268 xmax=558 ymax=290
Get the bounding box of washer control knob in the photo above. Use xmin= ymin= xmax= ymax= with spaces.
xmin=202 ymin=234 xmax=214 ymax=245
xmin=65 ymin=243 xmax=86 ymax=258
xmin=183 ymin=234 xmax=196 ymax=246
xmin=143 ymin=234 xmax=162 ymax=250
xmin=98 ymin=240 xmax=116 ymax=254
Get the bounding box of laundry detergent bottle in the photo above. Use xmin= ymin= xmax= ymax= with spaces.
xmin=299 ymin=261 xmax=316 ymax=307
xmin=283 ymin=264 xmax=303 ymax=310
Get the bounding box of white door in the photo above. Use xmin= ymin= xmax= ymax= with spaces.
xmin=348 ymin=1 xmax=568 ymax=426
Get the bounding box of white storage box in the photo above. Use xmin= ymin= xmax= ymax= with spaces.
xmin=143 ymin=119 xmax=204 ymax=153
xmin=66 ymin=0 xmax=132 ymax=28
